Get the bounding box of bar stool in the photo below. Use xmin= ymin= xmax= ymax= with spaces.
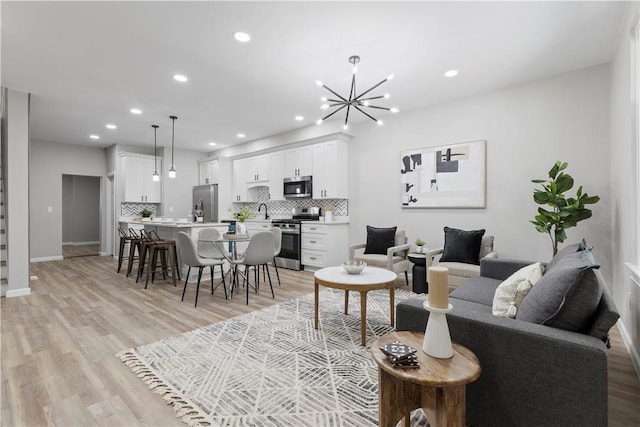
xmin=126 ymin=228 xmax=143 ymax=278
xmin=144 ymin=230 xmax=180 ymax=289
xmin=117 ymin=228 xmax=133 ymax=274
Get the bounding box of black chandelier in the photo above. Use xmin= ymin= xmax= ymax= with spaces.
xmin=315 ymin=55 xmax=398 ymax=130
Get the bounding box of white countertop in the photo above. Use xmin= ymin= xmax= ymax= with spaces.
xmin=119 ymin=219 xmax=228 ymax=228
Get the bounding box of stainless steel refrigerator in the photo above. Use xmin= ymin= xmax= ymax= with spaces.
xmin=193 ymin=184 xmax=218 ymax=223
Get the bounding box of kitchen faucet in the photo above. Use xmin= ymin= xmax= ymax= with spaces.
xmin=258 ymin=203 xmax=269 ymax=220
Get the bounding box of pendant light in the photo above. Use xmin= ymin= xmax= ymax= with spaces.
xmin=151 ymin=124 xmax=160 ymax=182
xmin=169 ymin=115 xmax=177 ymax=178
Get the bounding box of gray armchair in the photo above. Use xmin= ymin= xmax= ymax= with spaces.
xmin=424 ymin=235 xmax=497 ymax=288
xmin=349 ymin=229 xmax=411 ymax=286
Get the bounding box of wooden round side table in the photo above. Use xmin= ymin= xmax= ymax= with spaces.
xmin=371 ymin=331 xmax=481 ymax=427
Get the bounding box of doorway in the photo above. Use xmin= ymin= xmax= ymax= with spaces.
xmin=62 ymin=174 xmax=101 ymax=258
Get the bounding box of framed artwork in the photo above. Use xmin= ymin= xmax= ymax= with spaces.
xmin=400 ymin=140 xmax=486 ymax=208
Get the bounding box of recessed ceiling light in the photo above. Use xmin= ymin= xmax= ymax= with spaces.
xmin=237 ymin=133 xmax=246 ymax=138
xmin=130 ymin=108 xmax=142 ymax=114
xmin=233 ymin=32 xmax=251 ymax=42
xmin=209 ymin=142 xmax=217 ymax=146
xmin=90 ymin=134 xmax=100 ymax=140
xmin=106 ymin=124 xmax=117 ymax=129
xmin=444 ymin=69 xmax=459 ymax=78
xmin=295 ymin=116 xmax=304 ymax=121
xmin=173 ymin=74 xmax=188 ymax=82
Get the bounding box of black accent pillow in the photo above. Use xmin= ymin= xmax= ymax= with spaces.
xmin=364 ymin=226 xmax=397 ymax=255
xmin=439 ymin=226 xmax=485 ymax=265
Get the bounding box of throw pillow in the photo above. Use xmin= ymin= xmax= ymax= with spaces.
xmin=364 ymin=226 xmax=397 ymax=255
xmin=492 ymin=262 xmax=544 ymax=318
xmin=516 ymin=250 xmax=602 ymax=333
xmin=545 ymin=240 xmax=589 ymax=272
xmin=439 ymin=226 xmax=485 ymax=265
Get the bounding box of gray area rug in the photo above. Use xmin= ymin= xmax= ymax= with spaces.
xmin=118 ymin=287 xmax=429 ymax=426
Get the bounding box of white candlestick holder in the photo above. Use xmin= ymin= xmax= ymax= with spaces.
xmin=422 ymin=300 xmax=454 ymax=359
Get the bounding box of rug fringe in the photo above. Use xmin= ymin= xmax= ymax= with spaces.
xmin=116 ymin=349 xmax=214 ymax=427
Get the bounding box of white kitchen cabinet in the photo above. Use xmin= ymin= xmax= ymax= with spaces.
xmin=301 ymin=222 xmax=349 ymax=270
xmin=312 ymin=139 xmax=349 ymax=199
xmin=284 ymin=145 xmax=313 ymax=178
xmin=246 ymin=154 xmax=269 ymax=184
xmin=198 ymin=158 xmax=220 ymax=185
xmin=122 ymin=154 xmax=162 ymax=203
xmin=232 ymin=158 xmax=249 ymax=202
xmin=268 ymin=151 xmax=285 ymax=201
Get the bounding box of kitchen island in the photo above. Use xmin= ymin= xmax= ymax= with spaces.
xmin=119 ymin=220 xmax=230 ymax=281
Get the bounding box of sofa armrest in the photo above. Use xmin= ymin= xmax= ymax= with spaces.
xmin=479 ymin=257 xmax=535 ymax=281
xmin=396 ymin=298 xmax=609 ymax=426
xmin=385 ymin=243 xmax=411 ymax=267
xmin=349 ymin=243 xmax=366 ymax=260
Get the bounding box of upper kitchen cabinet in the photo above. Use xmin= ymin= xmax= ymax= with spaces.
xmin=232 ymin=158 xmax=249 ymax=202
xmin=312 ymin=140 xmax=348 ymax=199
xmin=246 ymin=154 xmax=269 ymax=184
xmin=284 ymin=145 xmax=312 ymax=178
xmin=269 ymin=151 xmax=285 ymax=201
xmin=121 ymin=153 xmax=161 ymax=203
xmin=198 ymin=156 xmax=231 ymax=185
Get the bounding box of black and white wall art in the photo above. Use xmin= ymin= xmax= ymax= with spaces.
xmin=400 ymin=140 xmax=486 ymax=208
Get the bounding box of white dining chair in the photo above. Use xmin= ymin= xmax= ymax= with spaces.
xmin=177 ymin=231 xmax=227 ymax=307
xmin=230 ymin=231 xmax=275 ymax=305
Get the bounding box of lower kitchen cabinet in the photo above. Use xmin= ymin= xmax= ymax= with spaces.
xmin=301 ymin=223 xmax=348 ymax=270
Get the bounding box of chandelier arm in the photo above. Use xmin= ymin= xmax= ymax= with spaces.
xmin=366 ymin=105 xmax=391 ymax=111
xmin=354 ymin=78 xmax=389 ymax=101
xmin=327 ymin=98 xmax=345 ymax=103
xmin=328 ymin=102 xmax=347 ymax=107
xmin=344 ymin=104 xmax=352 ymax=127
xmin=322 ymin=84 xmax=348 ymax=103
xmin=349 ymin=73 xmax=356 ymax=102
xmin=354 ymin=105 xmax=379 ymax=123
xmin=321 ymin=104 xmax=348 ymax=121
xmin=358 ymin=95 xmax=386 ymax=101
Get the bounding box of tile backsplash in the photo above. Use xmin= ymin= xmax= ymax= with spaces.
xmin=234 ymin=186 xmax=348 ymax=217
xmin=121 ymin=202 xmax=160 ymax=217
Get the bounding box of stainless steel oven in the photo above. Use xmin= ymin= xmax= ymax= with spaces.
xmin=273 ymin=220 xmax=302 ymax=270
xmin=272 ymin=208 xmax=320 ymax=270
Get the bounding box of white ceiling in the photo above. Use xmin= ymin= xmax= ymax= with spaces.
xmin=1 ymin=1 xmax=628 ymax=153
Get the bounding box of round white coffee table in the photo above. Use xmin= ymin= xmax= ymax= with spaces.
xmin=314 ymin=266 xmax=398 ymax=346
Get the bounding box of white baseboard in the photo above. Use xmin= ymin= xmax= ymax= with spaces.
xmin=99 ymin=251 xmax=110 ymax=256
xmin=30 ymin=256 xmax=64 ymax=262
xmin=617 ymin=320 xmax=640 ymax=381
xmin=6 ymin=287 xmax=31 ymax=298
xmin=62 ymin=241 xmax=100 ymax=246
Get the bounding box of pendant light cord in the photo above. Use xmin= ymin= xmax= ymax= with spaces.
xmin=152 ymin=124 xmax=159 ymax=171
xmin=170 ymin=115 xmax=177 ymax=167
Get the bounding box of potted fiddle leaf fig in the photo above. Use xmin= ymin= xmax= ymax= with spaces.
xmin=530 ymin=161 xmax=600 ymax=257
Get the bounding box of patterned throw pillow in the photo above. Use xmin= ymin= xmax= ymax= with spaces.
xmin=492 ymin=262 xmax=544 ymax=318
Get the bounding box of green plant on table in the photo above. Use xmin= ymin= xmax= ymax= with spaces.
xmin=229 ymin=205 xmax=255 ymax=223
xmin=530 ymin=160 xmax=600 ymax=257
xmin=196 ymin=209 xmax=204 ymax=217
xmin=140 ymin=209 xmax=152 ymax=218
xmin=414 ymin=238 xmax=425 ymax=247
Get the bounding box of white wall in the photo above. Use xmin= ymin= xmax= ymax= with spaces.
xmin=349 ymin=64 xmax=613 ymax=280
xmin=5 ymin=89 xmax=31 ymax=296
xmin=29 ymin=141 xmax=107 ymax=259
xmin=160 ymin=147 xmax=201 ymax=219
xmin=610 ymin=2 xmax=640 ymax=371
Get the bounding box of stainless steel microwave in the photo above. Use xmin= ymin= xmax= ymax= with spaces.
xmin=283 ymin=176 xmax=312 ymax=199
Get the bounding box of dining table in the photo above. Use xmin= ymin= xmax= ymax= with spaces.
xmin=198 ymin=233 xmax=251 ymax=298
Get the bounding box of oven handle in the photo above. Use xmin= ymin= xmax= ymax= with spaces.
xmin=280 ymin=229 xmax=300 ymax=235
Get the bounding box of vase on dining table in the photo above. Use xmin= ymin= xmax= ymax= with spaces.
xmin=236 ymin=222 xmax=247 ymax=236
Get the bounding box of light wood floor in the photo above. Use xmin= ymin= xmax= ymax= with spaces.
xmin=62 ymin=244 xmax=100 ymax=259
xmin=1 ymin=256 xmax=639 ymax=426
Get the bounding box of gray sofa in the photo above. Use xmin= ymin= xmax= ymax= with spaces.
xmin=396 ymin=249 xmax=620 ymax=427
